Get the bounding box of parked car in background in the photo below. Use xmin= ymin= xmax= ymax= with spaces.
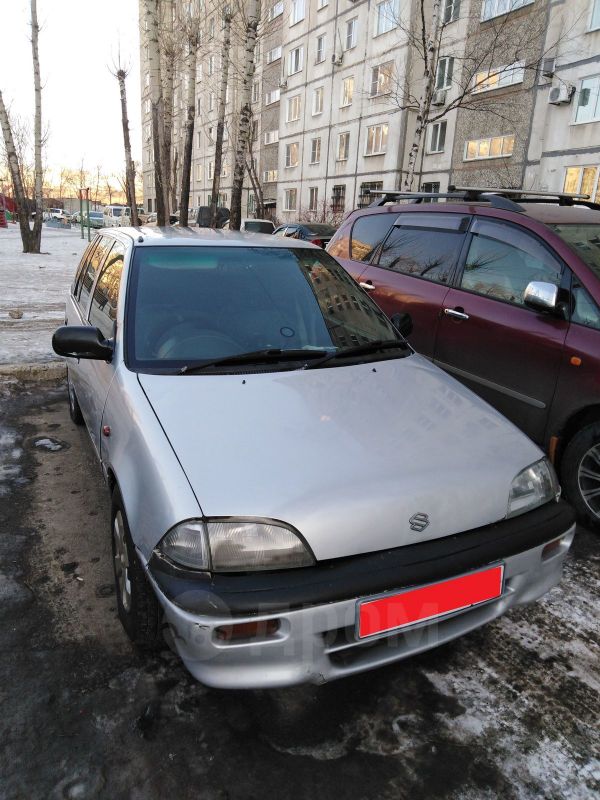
xmin=222 ymin=218 xmax=274 ymax=233
xmin=85 ymin=211 xmax=104 ymax=229
xmin=69 ymin=211 xmax=81 ymax=224
xmin=51 ymin=226 xmax=574 ymax=688
xmin=328 ymin=187 xmax=600 ymax=528
xmin=47 ymin=208 xmax=68 ymax=221
xmin=273 ymin=222 xmax=337 ymax=248
xmin=102 ymin=205 xmax=130 ymax=227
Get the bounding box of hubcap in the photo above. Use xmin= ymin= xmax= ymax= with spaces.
xmin=113 ymin=511 xmax=132 ymax=612
xmin=578 ymin=444 xmax=600 ymax=520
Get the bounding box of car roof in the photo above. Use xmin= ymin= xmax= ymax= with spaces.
xmin=115 ymin=226 xmax=320 ymax=248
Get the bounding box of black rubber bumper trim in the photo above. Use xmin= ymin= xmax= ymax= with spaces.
xmin=148 ymin=500 xmax=574 ymax=616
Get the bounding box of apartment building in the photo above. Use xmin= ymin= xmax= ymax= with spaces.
xmin=140 ymin=0 xmax=600 ymax=221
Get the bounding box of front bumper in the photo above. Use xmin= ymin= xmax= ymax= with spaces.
xmin=144 ymin=502 xmax=575 ymax=689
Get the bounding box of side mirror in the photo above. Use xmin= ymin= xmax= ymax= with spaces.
xmin=391 ymin=312 xmax=413 ymax=338
xmin=52 ymin=326 xmax=113 ymax=361
xmin=523 ymin=281 xmax=558 ymax=313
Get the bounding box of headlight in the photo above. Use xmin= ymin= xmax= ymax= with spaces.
xmin=507 ymin=458 xmax=560 ymax=518
xmin=158 ymin=519 xmax=315 ymax=572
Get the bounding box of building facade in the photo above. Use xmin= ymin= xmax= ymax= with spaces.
xmin=139 ymin=0 xmax=600 ymax=221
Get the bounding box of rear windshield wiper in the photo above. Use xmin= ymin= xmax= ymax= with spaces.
xmin=179 ymin=348 xmax=331 ymax=374
xmin=303 ymin=339 xmax=410 ymax=369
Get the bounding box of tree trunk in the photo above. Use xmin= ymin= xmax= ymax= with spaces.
xmin=179 ymin=36 xmax=198 ymax=227
xmin=0 ymin=90 xmax=38 ymax=251
xmin=229 ymin=0 xmax=260 ymax=230
xmin=30 ymin=0 xmax=43 ymax=251
xmin=117 ymin=69 xmax=139 ymax=226
xmin=145 ymin=0 xmax=167 ymax=225
xmin=161 ymin=0 xmax=174 ymax=217
xmin=246 ymin=147 xmax=264 ymax=218
xmin=211 ymin=11 xmax=232 ymax=226
xmin=403 ymin=0 xmax=441 ymax=190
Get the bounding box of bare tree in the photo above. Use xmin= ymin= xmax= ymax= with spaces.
xmin=211 ymin=5 xmax=233 ymax=226
xmin=144 ymin=0 xmax=167 ymax=225
xmin=160 ymin=0 xmax=175 ymax=216
xmin=229 ymin=0 xmax=260 ymax=230
xmin=110 ymin=54 xmax=139 ymax=226
xmin=178 ymin=6 xmax=201 ymax=227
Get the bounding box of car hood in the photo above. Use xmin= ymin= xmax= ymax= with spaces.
xmin=138 ymin=355 xmax=542 ymax=561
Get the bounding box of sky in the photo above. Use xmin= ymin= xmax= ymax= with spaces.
xmin=2 ymin=0 xmax=142 ymax=185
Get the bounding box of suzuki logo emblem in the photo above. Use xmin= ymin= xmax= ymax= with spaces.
xmin=409 ymin=513 xmax=430 ymax=532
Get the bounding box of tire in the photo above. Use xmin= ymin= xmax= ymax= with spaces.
xmin=561 ymin=422 xmax=600 ymax=530
xmin=67 ymin=370 xmax=84 ymax=426
xmin=111 ymin=489 xmax=163 ymax=649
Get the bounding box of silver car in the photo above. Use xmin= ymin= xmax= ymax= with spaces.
xmin=52 ymin=227 xmax=575 ymax=689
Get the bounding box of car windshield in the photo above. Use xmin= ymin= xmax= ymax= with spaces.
xmin=127 ymin=245 xmax=404 ymax=372
xmin=113 ymin=208 xmax=123 ymax=217
xmin=90 ymin=212 xmax=102 ymax=218
xmin=549 ymin=224 xmax=600 ymax=280
xmin=305 ymin=224 xmax=336 ymax=235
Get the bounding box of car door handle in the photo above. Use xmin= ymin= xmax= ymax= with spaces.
xmin=444 ymin=307 xmax=470 ymax=320
xmin=359 ymin=281 xmax=376 ymax=291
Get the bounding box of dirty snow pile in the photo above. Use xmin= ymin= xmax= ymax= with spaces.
xmin=0 ymin=225 xmax=88 ymax=365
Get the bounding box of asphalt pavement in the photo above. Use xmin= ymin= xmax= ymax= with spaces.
xmin=0 ymin=381 xmax=598 ymax=800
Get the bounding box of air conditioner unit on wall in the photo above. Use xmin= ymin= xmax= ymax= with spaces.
xmin=331 ymin=53 xmax=343 ymax=66
xmin=279 ymin=78 xmax=288 ymax=90
xmin=548 ymin=85 xmax=574 ymax=105
xmin=432 ymin=89 xmax=446 ymax=106
xmin=542 ymin=58 xmax=556 ymax=78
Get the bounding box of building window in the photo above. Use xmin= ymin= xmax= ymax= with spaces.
xmin=436 ymin=57 xmax=454 ymax=90
xmin=197 ymin=97 xmax=202 ymax=115
xmin=345 ymin=18 xmax=357 ymax=50
xmin=208 ymin=92 xmax=215 ymax=111
xmin=341 ymin=76 xmax=354 ymax=106
xmin=265 ymin=88 xmax=281 ymax=105
xmin=208 ymin=16 xmax=215 ymax=38
xmin=472 ymin=61 xmax=525 ymax=93
xmin=365 ymin=123 xmax=389 ymax=155
xmin=291 ymin=0 xmax=305 ymax=25
xmin=316 ymin=34 xmax=326 ymax=64
xmin=264 ymin=130 xmax=279 ymax=144
xmin=207 ymin=54 xmax=215 ymax=75
xmin=428 ymin=121 xmax=447 ymax=153
xmin=370 ymin=63 xmax=394 ymax=97
xmin=575 ymin=76 xmax=600 ymax=123
xmin=195 ymin=164 xmax=203 ymax=180
xmin=310 ymin=137 xmax=321 ymax=164
xmin=252 ymin=81 xmax=260 ymax=103
xmin=312 ymin=86 xmax=324 ymax=115
xmin=284 ymin=188 xmax=298 ymax=210
xmin=144 ymin=98 xmax=151 ymax=114
xmin=331 ymin=185 xmax=346 ymax=212
xmin=267 ymin=1 xmax=283 ymax=21
xmin=288 ymin=46 xmax=304 ymax=75
xmin=375 ymin=0 xmax=397 ymax=35
xmin=563 ymin=165 xmax=600 ymax=201
xmin=285 ymin=142 xmax=299 ymax=167
xmin=207 ymin=127 xmax=214 ymax=141
xmin=147 ymin=198 xmax=153 ymax=213
xmin=309 ymin=187 xmax=319 ymax=211
xmin=208 ymin=161 xmax=214 ymax=179
xmin=443 ymin=0 xmax=461 ymax=22
xmin=337 ymin=132 xmax=350 ymax=161
xmin=264 ymin=169 xmax=278 ymax=182
xmin=287 ymin=94 xmax=301 ymax=121
xmin=464 ymin=134 xmax=515 ymax=160
xmin=421 ymin=182 xmax=441 ymax=202
xmin=357 ymin=181 xmax=383 ymax=207
xmin=592 ymin=0 xmax=600 ymax=30
xmin=197 ymin=131 xmax=202 ymax=147
xmin=266 ymin=45 xmax=282 ymax=64
xmin=481 ymin=0 xmax=533 ymax=21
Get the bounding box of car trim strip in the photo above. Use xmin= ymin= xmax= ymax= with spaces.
xmin=435 ymin=359 xmax=546 ymax=409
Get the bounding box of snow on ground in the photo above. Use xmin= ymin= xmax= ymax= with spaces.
xmin=0 ymin=225 xmax=88 ymax=364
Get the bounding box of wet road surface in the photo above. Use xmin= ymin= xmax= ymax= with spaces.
xmin=0 ymin=383 xmax=598 ymax=800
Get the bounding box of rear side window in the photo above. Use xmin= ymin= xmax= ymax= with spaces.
xmin=79 ymin=236 xmax=113 ymax=312
xmin=73 ymin=239 xmax=99 ymax=298
xmin=350 ymin=213 xmax=395 ymax=262
xmin=376 ymin=213 xmax=468 ymax=284
xmin=460 ymin=220 xmax=562 ymax=307
xmin=88 ymin=241 xmax=125 ymax=339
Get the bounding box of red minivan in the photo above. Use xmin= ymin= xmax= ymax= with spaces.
xmin=328 ymin=189 xmax=600 ymax=529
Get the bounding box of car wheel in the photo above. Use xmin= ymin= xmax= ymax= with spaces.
xmin=111 ymin=490 xmax=163 ymax=649
xmin=67 ymin=370 xmax=84 ymax=426
xmin=561 ymin=422 xmax=600 ymax=530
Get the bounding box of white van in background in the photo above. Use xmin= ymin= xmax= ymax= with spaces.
xmin=102 ymin=205 xmax=131 ymax=227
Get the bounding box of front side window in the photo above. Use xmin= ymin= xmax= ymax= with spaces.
xmin=310 ymin=137 xmax=321 ymax=164
xmin=571 ymin=280 xmax=600 ymax=330
xmin=464 ymin=134 xmax=514 ymax=160
xmin=481 ymin=0 xmax=533 ymax=22
xmin=351 ymin=213 xmax=395 ymax=262
xmin=341 ymin=76 xmax=354 ymax=106
xmin=128 ymin=246 xmax=402 ymax=370
xmin=378 ymin=214 xmax=467 ymax=283
xmin=79 ymin=236 xmax=114 ymax=311
xmin=88 ymin=241 xmax=125 ymax=340
xmin=375 ymin=0 xmax=397 ymax=35
xmin=345 ymin=18 xmax=357 ymax=50
xmin=575 ymin=76 xmax=600 ymax=124
xmin=365 ymin=123 xmax=388 ymax=155
xmin=549 ymin=223 xmax=600 ymax=280
xmin=461 ymin=220 xmax=562 ymax=305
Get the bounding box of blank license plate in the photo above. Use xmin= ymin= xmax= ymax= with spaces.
xmin=358 ymin=564 xmax=504 ymax=639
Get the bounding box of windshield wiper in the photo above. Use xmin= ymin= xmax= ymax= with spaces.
xmin=179 ymin=348 xmax=331 ymax=374
xmin=303 ymin=339 xmax=409 ymax=369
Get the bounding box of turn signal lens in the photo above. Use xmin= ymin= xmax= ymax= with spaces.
xmin=215 ymin=619 xmax=281 ymax=641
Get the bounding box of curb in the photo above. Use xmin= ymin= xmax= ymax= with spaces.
xmin=0 ymin=361 xmax=66 ymax=383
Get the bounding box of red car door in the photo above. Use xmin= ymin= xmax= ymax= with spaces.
xmin=433 ymin=218 xmax=569 ymax=445
xmin=357 ymin=212 xmax=470 ymax=357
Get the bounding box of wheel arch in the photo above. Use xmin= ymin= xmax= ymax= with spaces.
xmin=557 ymin=404 xmax=600 ymax=470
